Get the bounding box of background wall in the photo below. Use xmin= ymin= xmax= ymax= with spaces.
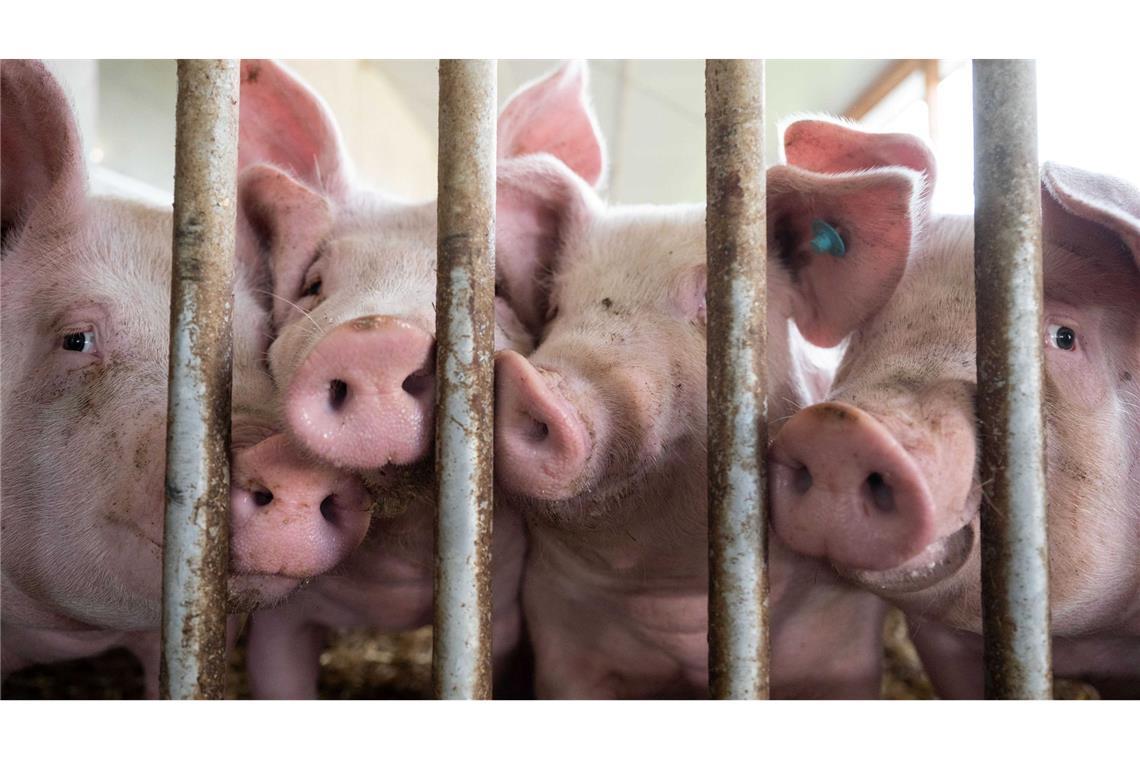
xmin=45 ymin=59 xmax=893 ymax=204
xmin=45 ymin=59 xmax=1138 ymax=213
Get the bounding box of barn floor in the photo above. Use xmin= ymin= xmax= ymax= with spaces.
xmin=1 ymin=608 xmax=1097 ymax=699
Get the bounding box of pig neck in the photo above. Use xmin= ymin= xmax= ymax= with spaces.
xmin=530 ymin=435 xmax=710 ymax=593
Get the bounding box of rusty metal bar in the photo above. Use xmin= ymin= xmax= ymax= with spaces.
xmin=433 ymin=59 xmax=496 ymax=700
xmin=160 ymin=59 xmax=239 ymax=700
xmin=973 ymin=59 xmax=1052 ymax=700
xmin=705 ymin=59 xmax=769 ymax=700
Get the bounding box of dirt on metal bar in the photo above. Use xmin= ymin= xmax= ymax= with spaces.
xmin=432 ymin=59 xmax=496 ymax=700
xmin=972 ymin=59 xmax=1053 ymax=700
xmin=705 ymin=59 xmax=770 ymax=700
xmin=160 ymin=59 xmax=239 ymax=701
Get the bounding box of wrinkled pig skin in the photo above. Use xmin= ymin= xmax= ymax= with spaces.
xmin=769 ymin=123 xmax=1140 ymax=698
xmin=238 ymin=60 xmax=608 ymax=698
xmin=1 ymin=60 xmax=371 ymax=696
xmin=492 ymin=116 xmax=930 ymax=697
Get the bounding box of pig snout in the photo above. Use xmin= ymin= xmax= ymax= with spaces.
xmin=768 ymin=402 xmax=939 ymax=572
xmin=230 ymin=434 xmax=371 ymax=581
xmin=494 ymin=350 xmax=594 ymax=501
xmin=284 ymin=316 xmax=436 ymax=470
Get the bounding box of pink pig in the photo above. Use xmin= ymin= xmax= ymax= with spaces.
xmin=236 ymin=60 xmax=604 ymax=698
xmin=769 ymin=119 xmax=1140 ymax=698
xmin=0 ymin=60 xmax=371 ymax=694
xmin=492 ymin=114 xmax=930 ymax=697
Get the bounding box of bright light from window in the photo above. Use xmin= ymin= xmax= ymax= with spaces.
xmin=860 ymin=60 xmax=1139 ymax=215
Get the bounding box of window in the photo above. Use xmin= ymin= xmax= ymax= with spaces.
xmin=853 ymin=59 xmax=1139 ymax=215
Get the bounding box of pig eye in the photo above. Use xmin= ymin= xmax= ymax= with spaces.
xmin=61 ymin=330 xmax=97 ymax=353
xmin=301 ymin=277 xmax=322 ymax=299
xmin=1047 ymin=324 xmax=1077 ymax=351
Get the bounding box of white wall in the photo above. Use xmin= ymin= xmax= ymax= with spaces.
xmin=46 ymin=60 xmax=893 ymax=205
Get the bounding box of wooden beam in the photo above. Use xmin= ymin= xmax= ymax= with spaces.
xmin=843 ymin=59 xmax=930 ymax=121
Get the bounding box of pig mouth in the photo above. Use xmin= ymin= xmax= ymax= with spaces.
xmin=840 ymin=521 xmax=975 ymax=595
xmin=227 ymin=572 xmax=307 ymax=611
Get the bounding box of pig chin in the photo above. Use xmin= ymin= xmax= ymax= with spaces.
xmin=227 ymin=573 xmax=307 ymax=612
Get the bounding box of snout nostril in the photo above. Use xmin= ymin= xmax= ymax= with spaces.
xmin=401 ymin=368 xmax=433 ymax=397
xmin=328 ymin=379 xmax=349 ymax=411
xmin=792 ymin=466 xmax=813 ymax=495
xmin=522 ymin=415 xmax=549 ymax=443
xmin=319 ymin=495 xmax=337 ymax=524
xmin=867 ymin=472 xmax=895 ymax=514
xmin=253 ymin=490 xmax=273 ymax=507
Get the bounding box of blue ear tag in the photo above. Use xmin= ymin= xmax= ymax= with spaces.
xmin=810 ymin=219 xmax=846 ymax=258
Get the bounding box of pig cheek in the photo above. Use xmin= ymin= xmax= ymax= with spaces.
xmin=1041 ymin=398 xmax=1129 ymax=626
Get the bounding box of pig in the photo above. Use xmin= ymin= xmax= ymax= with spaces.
xmin=236 ymin=60 xmax=604 ymax=698
xmin=0 ymin=59 xmax=371 ymax=695
xmin=768 ymin=119 xmax=1140 ymax=698
xmin=492 ymin=114 xmax=931 ymax=697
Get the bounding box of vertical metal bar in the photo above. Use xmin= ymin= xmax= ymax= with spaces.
xmin=160 ymin=59 xmax=239 ymax=701
xmin=973 ymin=59 xmax=1053 ymax=700
xmin=433 ymin=59 xmax=496 ymax=700
xmin=705 ymin=59 xmax=769 ymax=700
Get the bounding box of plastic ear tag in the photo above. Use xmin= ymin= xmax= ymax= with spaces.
xmin=810 ymin=219 xmax=846 ymax=258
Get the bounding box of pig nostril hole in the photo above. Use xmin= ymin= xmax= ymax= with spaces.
xmin=253 ymin=490 xmax=273 ymax=507
xmin=319 ymin=495 xmax=337 ymax=524
xmin=792 ymin=466 xmax=813 ymax=495
xmin=867 ymin=472 xmax=895 ymax=514
xmin=329 ymin=379 xmax=349 ymax=411
xmin=523 ymin=415 xmax=549 ymax=443
xmin=402 ymin=369 xmax=433 ymax=397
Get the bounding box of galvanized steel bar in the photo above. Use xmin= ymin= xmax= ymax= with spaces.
xmin=433 ymin=59 xmax=496 ymax=700
xmin=973 ymin=59 xmax=1053 ymax=700
xmin=160 ymin=59 xmax=239 ymax=700
xmin=705 ymin=59 xmax=770 ymax=700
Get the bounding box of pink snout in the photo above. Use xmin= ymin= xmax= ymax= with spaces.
xmin=769 ymin=402 xmax=936 ymax=571
xmin=285 ymin=316 xmax=435 ymax=470
xmin=494 ymin=350 xmax=593 ymax=501
xmin=230 ymin=434 xmax=371 ymax=581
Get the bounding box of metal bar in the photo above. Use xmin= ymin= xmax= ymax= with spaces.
xmin=973 ymin=59 xmax=1052 ymax=700
xmin=705 ymin=59 xmax=769 ymax=700
xmin=160 ymin=59 xmax=239 ymax=700
xmin=433 ymin=59 xmax=497 ymax=700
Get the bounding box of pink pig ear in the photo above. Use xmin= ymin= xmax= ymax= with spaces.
xmin=498 ymin=60 xmax=606 ymax=187
xmin=238 ymin=59 xmax=350 ymax=199
xmin=496 ymin=155 xmax=598 ymax=335
xmin=768 ymin=163 xmax=923 ymax=347
xmin=783 ymin=118 xmax=937 ymax=193
xmin=239 ymin=164 xmax=334 ymax=325
xmin=1041 ymin=161 xmax=1140 ymax=273
xmin=1 ymin=59 xmax=87 ymax=244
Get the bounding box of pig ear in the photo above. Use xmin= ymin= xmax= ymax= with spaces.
xmin=1 ymin=59 xmax=87 ymax=246
xmin=783 ymin=118 xmax=937 ymax=194
xmin=239 ymin=164 xmax=334 ymax=322
xmin=498 ymin=60 xmax=606 ymax=188
xmin=768 ymin=164 xmax=923 ymax=347
xmin=238 ymin=59 xmax=350 ymax=199
xmin=496 ymin=155 xmax=597 ymax=335
xmin=1041 ymin=161 xmax=1140 ymax=274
